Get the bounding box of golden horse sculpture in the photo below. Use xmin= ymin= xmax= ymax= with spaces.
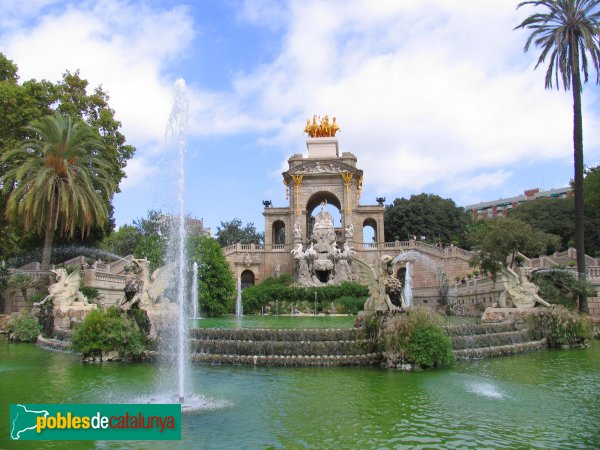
xmin=304 ymin=115 xmax=340 ymax=137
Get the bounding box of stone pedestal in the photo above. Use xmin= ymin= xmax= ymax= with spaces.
xmin=306 ymin=138 xmax=339 ymax=158
xmin=53 ymin=303 xmax=97 ymax=330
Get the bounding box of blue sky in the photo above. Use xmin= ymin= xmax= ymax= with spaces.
xmin=2 ymin=0 xmax=600 ymax=235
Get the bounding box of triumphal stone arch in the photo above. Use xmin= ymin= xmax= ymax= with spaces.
xmin=257 ymin=116 xmax=385 ymax=286
xmin=223 ymin=117 xmax=474 ymax=302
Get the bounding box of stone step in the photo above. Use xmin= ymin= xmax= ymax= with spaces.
xmin=189 ymin=338 xmax=376 ymax=356
xmin=190 ymin=328 xmax=366 ymax=342
xmin=450 ymin=330 xmax=532 ymax=350
xmin=189 ymin=352 xmax=381 ymax=366
xmin=444 ymin=322 xmax=517 ymax=336
xmin=453 ymin=338 xmax=548 ymax=360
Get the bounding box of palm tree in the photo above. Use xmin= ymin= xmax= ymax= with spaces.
xmin=1 ymin=113 xmax=116 ymax=270
xmin=515 ymin=0 xmax=600 ymax=313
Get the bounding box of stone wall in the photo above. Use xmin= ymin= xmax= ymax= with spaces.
xmin=587 ymin=296 xmax=600 ymax=317
xmin=1 ymin=287 xmax=47 ymax=314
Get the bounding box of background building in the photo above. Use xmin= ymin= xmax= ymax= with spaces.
xmin=466 ymin=187 xmax=572 ymax=219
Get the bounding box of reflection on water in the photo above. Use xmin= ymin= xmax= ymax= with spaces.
xmin=1 ymin=337 xmax=599 ymax=449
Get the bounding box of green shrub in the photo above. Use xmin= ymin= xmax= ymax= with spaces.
xmin=242 ymin=279 xmax=368 ymax=314
xmin=71 ymin=307 xmax=146 ymax=359
xmin=7 ymin=310 xmax=42 ymax=342
xmin=528 ymin=306 xmax=593 ymax=347
xmin=380 ymin=308 xmax=454 ymax=368
xmin=80 ymin=286 xmax=100 ymax=303
xmin=64 ymin=265 xmax=80 ymax=275
xmin=336 ymin=296 xmax=367 ymax=314
xmin=407 ymin=325 xmax=455 ymax=368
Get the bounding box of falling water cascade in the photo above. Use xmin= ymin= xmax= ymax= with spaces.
xmin=235 ymin=275 xmax=243 ymax=317
xmin=392 ymin=250 xmax=450 ymax=308
xmin=192 ymin=261 xmax=200 ymax=319
xmin=403 ymin=261 xmax=413 ymax=307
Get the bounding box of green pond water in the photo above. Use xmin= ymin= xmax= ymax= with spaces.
xmin=1 ymin=336 xmax=599 ymax=449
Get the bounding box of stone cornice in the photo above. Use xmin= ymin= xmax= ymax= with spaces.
xmin=284 ymin=160 xmax=362 ymax=179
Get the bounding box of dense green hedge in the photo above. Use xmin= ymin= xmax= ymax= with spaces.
xmin=71 ymin=307 xmax=146 ymax=359
xmin=527 ymin=306 xmax=593 ymax=347
xmin=241 ymin=278 xmax=368 ymax=314
xmin=379 ymin=307 xmax=455 ymax=368
xmin=7 ymin=310 xmax=42 ymax=342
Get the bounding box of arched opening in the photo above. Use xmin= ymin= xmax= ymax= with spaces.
xmin=363 ymin=218 xmax=377 ymax=244
xmin=272 ymin=220 xmax=285 ymax=245
xmin=306 ymin=192 xmax=342 ymax=239
xmin=240 ymin=270 xmax=255 ymax=289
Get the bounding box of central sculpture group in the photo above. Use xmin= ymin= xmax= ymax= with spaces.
xmin=291 ymin=202 xmax=355 ymax=286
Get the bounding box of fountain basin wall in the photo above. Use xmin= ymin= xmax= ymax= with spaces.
xmin=185 ymin=327 xmax=380 ymax=366
xmin=36 ymin=316 xmax=550 ymax=366
xmin=445 ymin=321 xmax=547 ymax=360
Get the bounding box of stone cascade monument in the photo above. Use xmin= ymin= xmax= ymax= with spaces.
xmin=291 ymin=202 xmax=356 ymax=286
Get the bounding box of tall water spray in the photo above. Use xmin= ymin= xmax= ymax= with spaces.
xmin=235 ymin=275 xmax=243 ymax=317
xmin=192 ymin=261 xmax=199 ymax=319
xmin=166 ymin=78 xmax=189 ymax=404
xmin=403 ymin=261 xmax=413 ymax=307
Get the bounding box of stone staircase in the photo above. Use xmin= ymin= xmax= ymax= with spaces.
xmin=188 ymin=328 xmax=379 ymax=366
xmin=445 ymin=322 xmax=547 ymax=359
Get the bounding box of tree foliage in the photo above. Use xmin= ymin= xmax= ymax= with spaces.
xmin=509 ymin=197 xmax=574 ymax=251
xmin=216 ymin=218 xmax=264 ymax=247
xmin=101 ymin=225 xmax=142 ymax=257
xmin=0 ymin=53 xmax=135 ymax=261
xmin=2 ymin=113 xmax=116 ymax=269
xmin=188 ymin=235 xmax=235 ymax=316
xmin=583 ymin=165 xmax=600 ymax=256
xmin=466 ymin=218 xmax=560 ymax=279
xmin=532 ymin=268 xmax=596 ymax=309
xmin=384 ymin=194 xmax=469 ymax=244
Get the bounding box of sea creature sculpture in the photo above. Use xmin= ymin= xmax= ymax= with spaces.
xmin=354 ymin=255 xmax=405 ymax=312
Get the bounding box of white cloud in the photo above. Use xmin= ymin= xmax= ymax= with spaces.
xmin=190 ymin=0 xmax=600 ymax=198
xmin=1 ymin=1 xmax=194 ymax=146
xmin=120 ymin=156 xmax=158 ymax=190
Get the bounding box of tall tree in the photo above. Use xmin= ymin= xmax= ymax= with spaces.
xmin=384 ymin=194 xmax=469 ymax=244
xmin=515 ymin=0 xmax=600 ymax=313
xmin=0 ymin=53 xmax=135 ymax=260
xmin=583 ymin=165 xmax=600 ymax=256
xmin=188 ymin=235 xmax=235 ymax=316
xmin=466 ymin=217 xmax=561 ymax=280
xmin=509 ymin=197 xmax=574 ymax=251
xmin=1 ymin=113 xmax=116 ymax=269
xmin=216 ymin=219 xmax=264 ymax=247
